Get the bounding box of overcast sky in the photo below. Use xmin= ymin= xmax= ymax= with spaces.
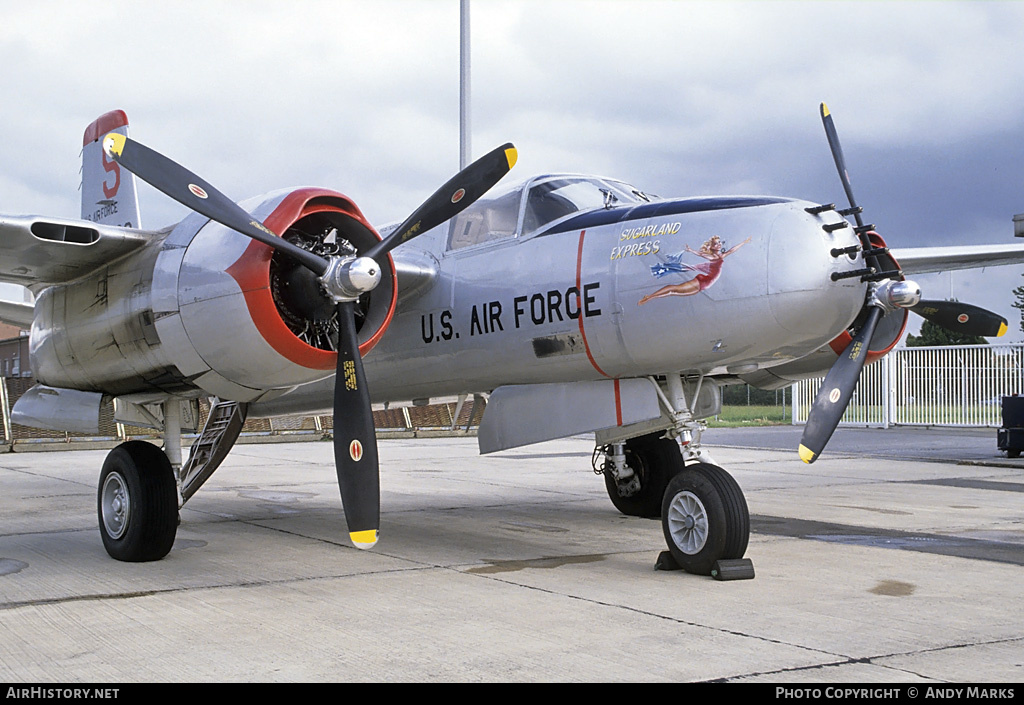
xmin=2 ymin=0 xmax=1024 ymax=339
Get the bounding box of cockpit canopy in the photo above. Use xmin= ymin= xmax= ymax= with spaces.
xmin=447 ymin=174 xmax=654 ymax=251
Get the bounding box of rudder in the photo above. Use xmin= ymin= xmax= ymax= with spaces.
xmin=81 ymin=110 xmax=141 ymax=228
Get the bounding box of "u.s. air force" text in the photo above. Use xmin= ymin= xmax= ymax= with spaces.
xmin=420 ymin=282 xmax=601 ymax=344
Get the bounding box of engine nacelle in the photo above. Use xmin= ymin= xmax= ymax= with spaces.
xmin=31 ymin=188 xmax=396 ymax=402
xmin=740 ymin=232 xmax=907 ymax=390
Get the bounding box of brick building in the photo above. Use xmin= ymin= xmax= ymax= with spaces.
xmin=0 ymin=322 xmax=30 ymax=378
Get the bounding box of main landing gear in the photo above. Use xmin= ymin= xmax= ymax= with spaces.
xmin=97 ymin=398 xmax=245 ymax=562
xmin=98 ymin=441 xmax=178 ymax=562
xmin=597 ymin=431 xmax=684 ymax=518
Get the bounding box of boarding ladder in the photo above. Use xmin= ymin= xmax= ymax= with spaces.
xmin=180 ymin=399 xmax=247 ymax=503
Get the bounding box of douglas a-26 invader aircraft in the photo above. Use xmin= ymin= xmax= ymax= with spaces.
xmin=0 ymin=104 xmax=1018 ymax=574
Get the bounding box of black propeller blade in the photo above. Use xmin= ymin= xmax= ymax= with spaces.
xmin=820 ymin=103 xmax=882 ymax=273
xmin=364 ymin=143 xmax=517 ymax=262
xmin=820 ymin=103 xmax=862 ymax=230
xmin=104 ymin=130 xmax=517 ymax=548
xmin=910 ymin=299 xmax=1008 ymax=338
xmin=333 ymin=300 xmax=380 ymax=547
xmin=799 ymin=306 xmax=882 ymax=464
xmin=102 ymin=133 xmax=330 ymax=276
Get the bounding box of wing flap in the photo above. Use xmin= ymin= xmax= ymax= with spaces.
xmin=0 ymin=215 xmax=155 ymax=287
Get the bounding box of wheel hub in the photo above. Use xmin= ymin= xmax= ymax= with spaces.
xmin=666 ymin=490 xmax=708 ymax=555
xmin=101 ymin=471 xmax=131 ymax=540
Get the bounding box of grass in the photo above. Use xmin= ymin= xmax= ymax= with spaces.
xmin=705 ymin=404 xmax=791 ymax=427
xmin=705 ymin=403 xmax=1003 ymax=428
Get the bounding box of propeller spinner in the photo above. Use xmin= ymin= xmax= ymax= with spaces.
xmin=105 ymin=131 xmax=517 ymax=547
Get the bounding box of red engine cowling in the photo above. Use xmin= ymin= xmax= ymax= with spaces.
xmin=30 ymin=178 xmax=397 ymax=402
xmin=169 ymin=187 xmax=397 ymax=401
xmin=824 ymin=232 xmax=907 ymax=365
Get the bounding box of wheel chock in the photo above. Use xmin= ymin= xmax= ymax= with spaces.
xmin=654 ymin=550 xmax=681 ymax=571
xmin=655 ymin=553 xmax=756 ymax=579
xmin=711 ymin=558 xmax=755 ymax=581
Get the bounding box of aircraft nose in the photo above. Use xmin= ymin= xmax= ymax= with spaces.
xmin=766 ymin=204 xmax=865 ymax=337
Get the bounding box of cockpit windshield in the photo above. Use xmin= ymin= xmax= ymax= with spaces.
xmin=447 ymin=175 xmax=651 ymax=251
xmin=446 ymin=182 xmax=521 ymax=251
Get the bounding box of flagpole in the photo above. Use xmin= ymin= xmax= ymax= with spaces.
xmin=460 ymin=0 xmax=471 ymax=169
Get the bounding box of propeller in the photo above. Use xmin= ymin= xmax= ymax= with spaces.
xmin=819 ymin=103 xmax=881 ymax=272
xmin=909 ymin=300 xmax=1008 ymax=338
xmin=800 ymin=104 xmax=1006 ymax=464
xmin=799 ymin=306 xmax=882 ymax=464
xmin=104 ymin=131 xmax=517 ymax=547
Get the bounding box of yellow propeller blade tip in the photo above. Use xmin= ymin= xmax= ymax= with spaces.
xmin=820 ymin=103 xmax=830 ymax=117
xmin=998 ymin=321 xmax=1008 ymax=337
xmin=102 ymin=132 xmax=126 ymax=158
xmin=350 ymin=529 xmax=379 ymax=550
xmin=505 ymin=147 xmax=518 ymax=170
xmin=798 ymin=444 xmax=817 ymax=464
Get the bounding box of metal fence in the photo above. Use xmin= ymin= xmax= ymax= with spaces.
xmin=0 ymin=377 xmax=483 ymax=448
xmin=793 ymin=343 xmax=1024 ymax=428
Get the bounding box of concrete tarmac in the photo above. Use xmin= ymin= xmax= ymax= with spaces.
xmin=0 ymin=429 xmax=1022 ymax=682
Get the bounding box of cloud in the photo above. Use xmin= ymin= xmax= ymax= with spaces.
xmin=1 ymin=0 xmax=1023 ymax=339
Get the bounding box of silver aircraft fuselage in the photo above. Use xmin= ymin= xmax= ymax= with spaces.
xmin=249 ymin=179 xmax=869 ymax=417
xmin=26 ymin=175 xmax=869 ymax=415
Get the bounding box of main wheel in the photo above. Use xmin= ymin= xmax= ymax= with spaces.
xmin=603 ymin=432 xmax=684 ymax=518
xmin=689 ymin=462 xmax=749 ymax=560
xmin=661 ymin=464 xmax=748 ymax=575
xmin=98 ymin=441 xmax=178 ymax=562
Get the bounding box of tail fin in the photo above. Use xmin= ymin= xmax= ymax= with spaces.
xmin=81 ymin=110 xmax=142 ymax=228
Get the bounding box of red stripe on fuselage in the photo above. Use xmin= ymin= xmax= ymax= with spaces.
xmin=575 ymin=229 xmax=610 ymax=378
xmin=613 ymin=378 xmax=622 ymax=426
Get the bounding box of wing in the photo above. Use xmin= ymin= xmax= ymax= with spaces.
xmin=0 ymin=215 xmax=155 ymax=288
xmin=891 ymin=242 xmax=1024 ymax=275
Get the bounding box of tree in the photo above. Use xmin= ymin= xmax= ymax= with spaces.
xmin=1013 ymin=279 xmax=1024 ymax=332
xmin=905 ymin=319 xmax=986 ymax=347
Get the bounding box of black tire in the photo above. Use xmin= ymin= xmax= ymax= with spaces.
xmin=98 ymin=441 xmax=178 ymax=562
xmin=604 ymin=432 xmax=684 ymax=518
xmin=1009 ymin=449 xmax=1021 ymax=459
xmin=688 ymin=462 xmax=749 ymax=560
xmin=661 ymin=469 xmax=727 ymax=575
